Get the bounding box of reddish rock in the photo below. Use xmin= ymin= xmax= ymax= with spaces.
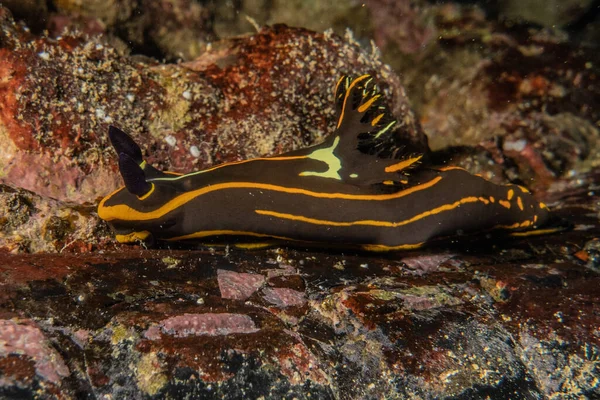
xmin=217 ymin=269 xmax=265 ymax=300
xmin=262 ymin=287 xmax=307 ymax=308
xmin=0 ymin=319 xmax=69 ymax=385
xmin=147 ymin=313 xmax=259 ymax=338
xmin=400 ymin=253 xmax=457 ymax=274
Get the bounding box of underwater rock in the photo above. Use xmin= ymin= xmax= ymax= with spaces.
xmin=211 ymin=0 xmax=373 ymax=45
xmin=2 ymin=0 xmax=216 ymax=60
xmin=0 ymin=0 xmax=48 ymax=32
xmin=0 ymin=319 xmax=70 ymax=386
xmin=217 ymin=269 xmax=265 ymax=301
xmin=498 ymin=0 xmax=595 ymax=28
xmin=0 ymin=184 xmax=112 ymax=253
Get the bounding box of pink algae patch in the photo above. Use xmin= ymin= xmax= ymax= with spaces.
xmin=217 ymin=269 xmax=265 ymax=300
xmin=401 ymin=254 xmax=456 ymax=274
xmin=6 ymin=151 xmax=120 ymax=204
xmin=0 ymin=319 xmax=70 ymax=384
xmin=398 ymin=295 xmax=440 ymax=311
xmin=262 ymin=288 xmax=307 ymax=308
xmin=144 ymin=313 xmax=259 ymax=339
xmin=266 ymin=264 xmax=297 ymax=279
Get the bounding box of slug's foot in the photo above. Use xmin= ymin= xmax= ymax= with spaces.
xmin=509 ymin=214 xmax=573 ymax=237
xmin=115 ymin=230 xmax=154 ymax=245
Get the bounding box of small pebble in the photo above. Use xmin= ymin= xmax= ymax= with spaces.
xmin=165 ymin=135 xmax=177 ymax=146
xmin=190 ymin=145 xmax=201 ymax=158
xmin=503 ymin=139 xmax=527 ymax=152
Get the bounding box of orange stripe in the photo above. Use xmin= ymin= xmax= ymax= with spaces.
xmin=510 ymin=227 xmax=562 ymax=237
xmin=115 ymin=231 xmax=151 ymax=243
xmin=168 ymin=229 xmax=425 ymax=252
xmin=437 ymin=166 xmax=465 ymax=171
xmin=255 ymin=195 xmax=485 ymax=228
xmin=499 ymin=200 xmax=511 ymax=209
xmin=371 ymin=113 xmax=385 ymax=126
xmin=166 ymin=229 xmax=299 ymax=242
xmin=357 ymin=95 xmax=381 ymax=113
xmin=98 ymin=176 xmax=444 ymax=222
xmin=334 ymin=75 xmax=345 ymax=97
xmin=493 ymin=221 xmax=526 ymax=230
xmin=137 ymin=183 xmax=155 ymax=200
xmin=517 ymin=197 xmax=524 ymax=211
xmin=362 ymin=242 xmax=424 ymax=251
xmin=384 ymin=155 xmax=423 ymax=173
xmin=337 ymin=74 xmax=371 ymax=128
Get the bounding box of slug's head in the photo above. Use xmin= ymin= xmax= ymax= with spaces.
xmin=97 ymin=126 xmax=180 ymax=243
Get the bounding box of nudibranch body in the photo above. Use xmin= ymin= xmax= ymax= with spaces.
xmin=98 ymin=74 xmax=554 ymax=251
